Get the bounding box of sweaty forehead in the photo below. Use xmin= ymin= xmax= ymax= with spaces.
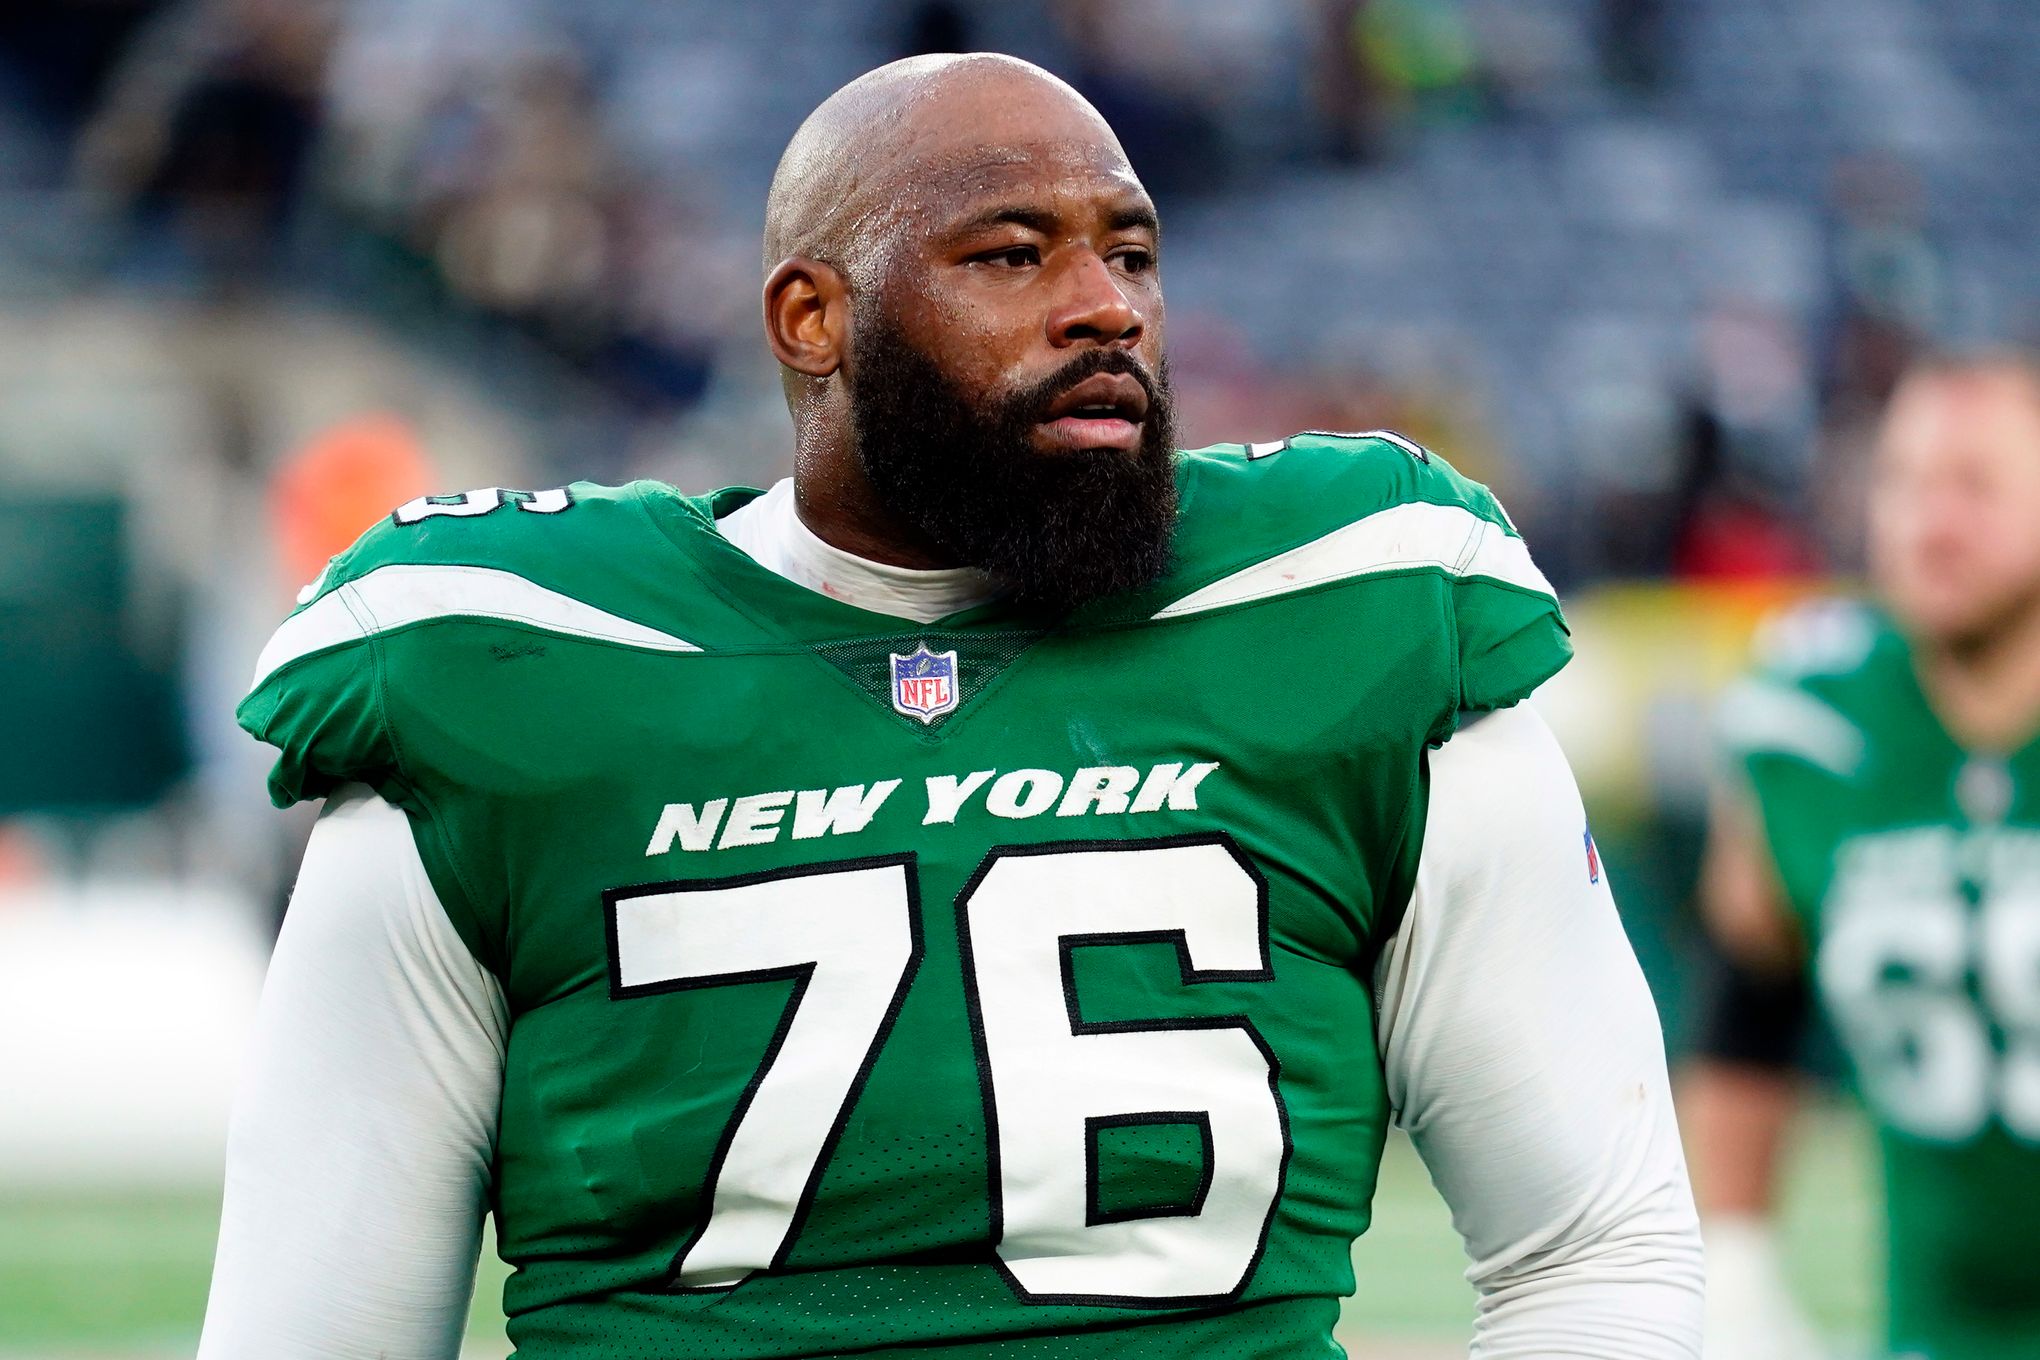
xmin=764 ymin=55 xmax=1147 ymax=275
xmin=871 ymin=84 xmax=1140 ymax=221
xmin=900 ymin=138 xmax=1143 ymax=218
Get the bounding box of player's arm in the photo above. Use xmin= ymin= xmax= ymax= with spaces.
xmin=1679 ymin=784 xmax=1821 ymax=1360
xmin=1684 ymin=785 xmax=1809 ymax=1223
xmin=1374 ymin=704 xmax=1703 ymax=1359
xmin=198 ymin=786 xmax=507 ymax=1360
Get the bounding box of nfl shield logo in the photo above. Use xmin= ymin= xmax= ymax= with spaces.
xmin=890 ymin=644 xmax=960 ymax=724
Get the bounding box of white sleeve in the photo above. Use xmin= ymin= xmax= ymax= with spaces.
xmin=1374 ymin=705 xmax=1704 ymax=1359
xmin=199 ymin=785 xmax=507 ymax=1360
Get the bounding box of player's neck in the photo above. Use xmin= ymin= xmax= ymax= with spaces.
xmin=790 ymin=447 xmax=959 ymax=571
xmin=1916 ymin=593 xmax=2040 ymax=753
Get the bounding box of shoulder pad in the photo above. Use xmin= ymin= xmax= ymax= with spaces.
xmin=322 ymin=480 xmax=640 ymax=580
xmin=1721 ymin=595 xmax=1886 ymax=779
xmin=239 ymin=480 xmax=691 ymax=807
xmin=1169 ymin=432 xmax=1570 ymax=730
xmin=1181 ymin=430 xmax=1520 ymax=536
xmin=1237 ymin=428 xmax=1431 ymax=465
xmin=1747 ymin=597 xmax=1882 ymax=681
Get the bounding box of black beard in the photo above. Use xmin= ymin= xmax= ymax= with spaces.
xmin=844 ymin=311 xmax=1179 ymax=613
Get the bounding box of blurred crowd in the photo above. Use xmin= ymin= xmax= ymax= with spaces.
xmin=5 ymin=2 xmax=2005 ymax=554
xmin=0 ymin=0 xmax=2032 ymax=919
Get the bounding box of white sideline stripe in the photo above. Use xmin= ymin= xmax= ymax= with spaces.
xmin=1716 ymin=678 xmax=1866 ymax=777
xmin=249 ymin=563 xmax=698 ymax=691
xmin=1153 ymin=500 xmax=1555 ymax=619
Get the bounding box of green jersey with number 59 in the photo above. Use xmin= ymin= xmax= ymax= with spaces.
xmin=239 ymin=434 xmax=1568 ymax=1359
xmin=1724 ymin=599 xmax=2040 ymax=1360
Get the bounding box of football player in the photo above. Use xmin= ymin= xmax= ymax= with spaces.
xmin=200 ymin=55 xmax=1701 ymax=1358
xmin=1691 ymin=351 xmax=2040 ymax=1360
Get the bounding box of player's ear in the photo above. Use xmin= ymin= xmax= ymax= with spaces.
xmin=764 ymin=257 xmax=849 ymax=378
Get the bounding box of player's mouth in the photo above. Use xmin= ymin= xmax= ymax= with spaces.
xmin=1036 ymin=372 xmax=1149 ymax=453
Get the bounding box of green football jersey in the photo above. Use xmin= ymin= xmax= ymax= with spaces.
xmin=1725 ymin=600 xmax=2040 ymax=1360
xmin=240 ymin=434 xmax=1569 ymax=1359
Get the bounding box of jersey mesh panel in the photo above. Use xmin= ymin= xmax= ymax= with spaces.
xmin=814 ymin=631 xmax=1046 ymax=730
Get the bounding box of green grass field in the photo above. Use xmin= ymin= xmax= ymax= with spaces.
xmin=0 ymin=1110 xmax=1879 ymax=1359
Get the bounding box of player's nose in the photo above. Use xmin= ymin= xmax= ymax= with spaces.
xmin=1046 ymin=252 xmax=1143 ymax=349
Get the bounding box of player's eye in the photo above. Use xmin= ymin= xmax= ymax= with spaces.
xmin=972 ymin=245 xmax=1041 ymax=269
xmin=1114 ymin=247 xmax=1155 ymax=275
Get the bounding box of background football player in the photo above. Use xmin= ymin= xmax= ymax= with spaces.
xmin=199 ymin=55 xmax=1701 ymax=1358
xmin=1690 ymin=351 xmax=2040 ymax=1360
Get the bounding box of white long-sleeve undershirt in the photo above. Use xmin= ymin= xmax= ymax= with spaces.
xmin=198 ymin=784 xmax=508 ymax=1360
xmin=199 ymin=484 xmax=1701 ymax=1357
xmin=1380 ymin=706 xmax=1703 ymax=1357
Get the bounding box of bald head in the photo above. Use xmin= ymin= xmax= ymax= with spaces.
xmin=763 ymin=54 xmax=1133 ymax=283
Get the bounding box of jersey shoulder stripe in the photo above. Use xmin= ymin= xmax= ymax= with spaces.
xmin=1730 ymin=594 xmax=1915 ymax=753
xmin=1170 ymin=430 xmax=1532 ymax=575
xmin=1716 ymin=676 xmax=1866 ymax=776
xmin=1747 ymin=596 xmax=1883 ymax=681
xmin=1167 ymin=430 xmax=1570 ymax=729
xmin=237 ymin=480 xmax=702 ymax=815
xmin=1153 ymin=499 xmax=1554 ymax=619
xmin=250 ymin=562 xmax=700 ymax=693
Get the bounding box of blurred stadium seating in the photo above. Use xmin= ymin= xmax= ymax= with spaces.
xmin=0 ymin=0 xmax=2032 ymax=1354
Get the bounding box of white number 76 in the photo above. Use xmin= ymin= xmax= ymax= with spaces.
xmin=606 ymin=837 xmax=1288 ymax=1305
